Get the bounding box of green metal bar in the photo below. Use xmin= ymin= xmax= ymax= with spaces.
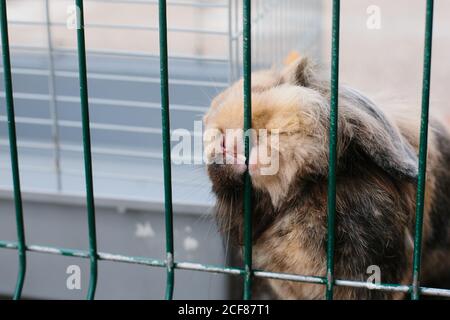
xmin=75 ymin=0 xmax=98 ymax=300
xmin=242 ymin=0 xmax=253 ymax=300
xmin=1 ymin=240 xmax=450 ymax=297
xmin=326 ymin=0 xmax=340 ymax=300
xmin=0 ymin=241 xmax=166 ymax=267
xmin=412 ymin=0 xmax=434 ymax=301
xmin=0 ymin=0 xmax=26 ymax=300
xmin=158 ymin=0 xmax=175 ymax=300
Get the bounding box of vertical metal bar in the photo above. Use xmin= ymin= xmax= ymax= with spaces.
xmin=242 ymin=0 xmax=252 ymax=300
xmin=326 ymin=0 xmax=340 ymax=300
xmin=412 ymin=0 xmax=434 ymax=301
xmin=158 ymin=0 xmax=175 ymax=300
xmin=45 ymin=0 xmax=62 ymax=192
xmin=0 ymin=0 xmax=26 ymax=300
xmin=75 ymin=0 xmax=98 ymax=300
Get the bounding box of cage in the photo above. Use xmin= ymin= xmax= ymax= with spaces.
xmin=0 ymin=0 xmax=323 ymax=299
xmin=2 ymin=0 xmax=448 ymax=302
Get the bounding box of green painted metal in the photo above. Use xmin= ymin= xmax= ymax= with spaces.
xmin=412 ymin=0 xmax=434 ymax=301
xmin=326 ymin=0 xmax=340 ymax=301
xmin=0 ymin=241 xmax=167 ymax=267
xmin=158 ymin=0 xmax=175 ymax=300
xmin=0 ymin=240 xmax=325 ymax=285
xmin=75 ymin=0 xmax=98 ymax=300
xmin=242 ymin=0 xmax=253 ymax=300
xmin=3 ymin=239 xmax=450 ymax=297
xmin=0 ymin=0 xmax=446 ymax=301
xmin=0 ymin=0 xmax=26 ymax=300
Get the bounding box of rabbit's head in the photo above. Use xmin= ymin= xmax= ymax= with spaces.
xmin=204 ymin=57 xmax=418 ymax=208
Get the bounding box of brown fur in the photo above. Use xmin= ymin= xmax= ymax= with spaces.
xmin=204 ymin=57 xmax=450 ymax=299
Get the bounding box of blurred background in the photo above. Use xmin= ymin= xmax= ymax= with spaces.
xmin=0 ymin=0 xmax=449 ymax=299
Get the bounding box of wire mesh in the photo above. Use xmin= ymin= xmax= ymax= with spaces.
xmin=0 ymin=0 xmax=449 ymax=300
xmin=0 ymin=0 xmax=320 ymax=205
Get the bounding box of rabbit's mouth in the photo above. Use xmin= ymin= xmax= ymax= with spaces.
xmin=206 ymin=132 xmax=248 ymax=176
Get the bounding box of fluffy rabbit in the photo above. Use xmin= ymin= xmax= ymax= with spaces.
xmin=203 ymin=57 xmax=450 ymax=299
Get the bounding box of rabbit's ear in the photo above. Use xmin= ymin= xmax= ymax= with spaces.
xmin=342 ymin=87 xmax=418 ymax=181
xmin=280 ymin=56 xmax=316 ymax=87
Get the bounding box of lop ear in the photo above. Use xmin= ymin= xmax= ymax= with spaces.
xmin=341 ymin=87 xmax=418 ymax=181
xmin=280 ymin=56 xmax=316 ymax=87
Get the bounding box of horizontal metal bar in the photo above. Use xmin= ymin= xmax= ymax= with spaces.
xmin=420 ymin=287 xmax=450 ymax=297
xmin=9 ymin=20 xmax=228 ymax=36
xmin=0 ymin=115 xmax=202 ymax=137
xmin=0 ymin=163 xmax=205 ymax=186
xmin=334 ymin=279 xmax=410 ymax=293
xmin=0 ymin=240 xmax=449 ymax=297
xmin=1 ymin=67 xmax=228 ymax=88
xmin=253 ymin=270 xmax=326 ymax=285
xmin=0 ymin=139 xmax=163 ymax=159
xmin=0 ymin=116 xmax=161 ymax=134
xmin=86 ymin=0 xmax=228 ymax=8
xmin=0 ymin=241 xmax=165 ymax=267
xmin=10 ymin=45 xmax=228 ymax=63
xmin=59 ymin=69 xmax=226 ymax=87
xmin=0 ymin=92 xmax=208 ymax=112
xmin=0 ymin=139 xmax=204 ymax=163
xmin=0 ymin=188 xmax=212 ymax=216
xmin=175 ymin=262 xmax=244 ymax=276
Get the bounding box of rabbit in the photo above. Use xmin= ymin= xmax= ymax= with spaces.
xmin=202 ymin=56 xmax=450 ymax=299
